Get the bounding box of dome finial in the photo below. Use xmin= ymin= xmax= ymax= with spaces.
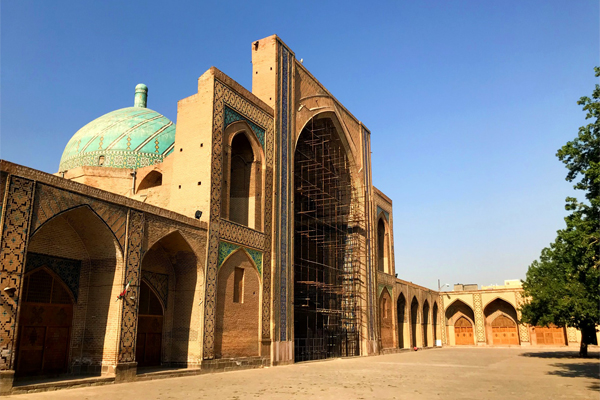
xmin=134 ymin=83 xmax=148 ymax=108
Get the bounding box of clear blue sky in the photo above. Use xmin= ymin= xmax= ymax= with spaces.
xmin=2 ymin=1 xmax=598 ymax=289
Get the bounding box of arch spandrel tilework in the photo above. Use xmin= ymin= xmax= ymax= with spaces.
xmin=118 ymin=210 xmax=145 ymax=363
xmin=514 ymin=291 xmax=530 ymax=342
xmin=204 ymin=78 xmax=274 ymax=359
xmin=25 ymin=253 xmax=82 ymax=301
xmin=31 ymin=183 xmax=128 ymax=248
xmin=142 ymin=270 xmax=169 ymax=308
xmin=0 ymin=176 xmax=34 ymax=369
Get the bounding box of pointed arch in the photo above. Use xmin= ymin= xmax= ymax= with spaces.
xmin=423 ymin=300 xmax=430 ymax=347
xmin=410 ymin=296 xmax=420 ymax=348
xmin=222 ymin=121 xmax=265 ymax=230
xmin=215 ymin=247 xmax=261 ymax=358
xmin=141 ymin=228 xmax=199 ymax=366
xmin=445 ymin=299 xmax=476 ymax=346
xmin=484 ymin=298 xmax=520 ymax=345
xmin=379 ymin=288 xmax=393 ymax=349
xmin=397 ymin=292 xmax=407 ymax=348
xmin=432 ymin=302 xmax=439 ymax=346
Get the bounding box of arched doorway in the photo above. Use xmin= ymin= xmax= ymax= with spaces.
xmin=484 ymin=298 xmax=519 ymax=346
xmin=141 ymin=230 xmax=199 ymax=366
xmin=423 ymin=300 xmax=430 ymax=347
xmin=293 ymin=116 xmax=358 ymax=362
xmin=16 ymin=268 xmax=73 ymax=376
xmin=410 ymin=297 xmax=419 ymax=348
xmin=379 ymin=289 xmax=393 ymax=349
xmin=215 ymin=249 xmax=261 ymax=358
xmin=432 ymin=302 xmax=439 ymax=346
xmin=397 ymin=293 xmax=406 ymax=348
xmin=454 ymin=317 xmax=474 ymax=345
xmin=136 ymin=281 xmax=164 ymax=367
xmin=22 ymin=205 xmax=123 ymax=376
xmin=445 ymin=299 xmax=476 ymax=346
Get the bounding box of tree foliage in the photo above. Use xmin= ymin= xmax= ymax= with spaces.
xmin=520 ymin=67 xmax=600 ymax=357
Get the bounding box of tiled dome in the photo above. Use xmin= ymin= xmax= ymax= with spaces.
xmin=58 ymin=84 xmax=175 ymax=171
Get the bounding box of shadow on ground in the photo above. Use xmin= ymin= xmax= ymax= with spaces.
xmin=520 ymin=350 xmax=600 ymax=392
xmin=520 ymin=350 xmax=600 ymax=359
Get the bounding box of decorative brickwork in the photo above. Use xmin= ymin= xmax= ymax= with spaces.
xmin=0 ymin=176 xmax=34 ymax=370
xmin=567 ymin=327 xmax=578 ymax=343
xmin=440 ymin=294 xmax=446 ymax=345
xmin=514 ymin=291 xmax=530 ymax=342
xmin=31 ymin=183 xmax=128 ymax=248
xmin=278 ymin=45 xmax=292 ymax=342
xmin=224 ymin=106 xmax=265 ymax=149
xmin=219 ymin=219 xmax=265 ymax=250
xmin=204 ymin=77 xmax=274 ymax=359
xmin=25 ymin=253 xmax=82 ymax=301
xmin=142 ymin=270 xmax=169 ymax=308
xmin=118 ymin=210 xmax=145 ymax=362
xmin=473 ymin=293 xmax=485 ymax=342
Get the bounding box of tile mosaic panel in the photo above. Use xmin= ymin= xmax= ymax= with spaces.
xmin=0 ymin=176 xmax=34 ymax=369
xmin=217 ymin=241 xmax=262 ymax=276
xmin=218 ymin=219 xmax=264 ymax=250
xmin=142 ymin=270 xmax=168 ymax=308
xmin=224 ymin=106 xmax=265 ymax=149
xmin=118 ymin=210 xmax=145 ymax=363
xmin=514 ymin=291 xmax=530 ymax=342
xmin=31 ymin=183 xmax=127 ymax=249
xmin=25 ymin=253 xmax=81 ymax=301
xmin=473 ymin=293 xmax=485 ymax=342
xmin=204 ymin=77 xmax=274 ymax=358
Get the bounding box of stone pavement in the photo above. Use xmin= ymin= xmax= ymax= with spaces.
xmin=6 ymin=347 xmax=599 ymax=400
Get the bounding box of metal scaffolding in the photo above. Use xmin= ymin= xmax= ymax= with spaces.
xmin=293 ymin=117 xmax=367 ymax=362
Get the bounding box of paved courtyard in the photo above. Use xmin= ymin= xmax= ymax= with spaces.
xmin=6 ymin=347 xmax=599 ymax=400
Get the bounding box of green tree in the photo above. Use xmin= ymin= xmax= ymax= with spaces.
xmin=520 ymin=67 xmax=600 ymax=357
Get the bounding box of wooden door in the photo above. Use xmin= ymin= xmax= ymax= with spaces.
xmin=454 ymin=317 xmax=474 ymax=345
xmin=535 ymin=325 xmax=566 ymax=346
xmin=491 ymin=315 xmax=519 ymax=345
xmin=17 ymin=269 xmax=73 ymax=376
xmin=136 ymin=281 xmax=164 ymax=367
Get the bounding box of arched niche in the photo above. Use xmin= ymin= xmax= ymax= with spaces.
xmin=23 ymin=205 xmax=124 ymax=376
xmin=410 ymin=297 xmax=420 ymax=348
xmin=215 ymin=249 xmax=261 ymax=358
xmin=432 ymin=302 xmax=439 ymax=346
xmin=445 ymin=299 xmax=476 ymax=346
xmin=397 ymin=293 xmax=407 ymax=349
xmin=141 ymin=230 xmax=199 ymax=367
xmin=293 ymin=113 xmax=360 ymax=361
xmin=377 ymin=216 xmax=391 ymax=274
xmin=379 ymin=288 xmax=393 ymax=349
xmin=137 ymin=170 xmax=163 ymax=192
xmin=484 ymin=298 xmax=520 ymax=346
xmin=423 ymin=300 xmax=430 ymax=347
xmin=221 ymin=122 xmax=264 ymax=230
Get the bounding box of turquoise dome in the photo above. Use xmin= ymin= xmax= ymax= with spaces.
xmin=59 ymin=85 xmax=175 ymax=171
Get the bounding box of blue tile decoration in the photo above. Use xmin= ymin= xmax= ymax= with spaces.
xmin=377 ymin=206 xmax=389 ymax=222
xmin=217 ymin=241 xmax=262 ymax=276
xmin=279 ymin=45 xmax=290 ymax=342
xmin=25 ymin=253 xmax=81 ymax=301
xmin=224 ymin=106 xmax=266 ymax=149
xmin=246 ymin=248 xmax=263 ymax=276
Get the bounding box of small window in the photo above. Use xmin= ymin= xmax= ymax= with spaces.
xmin=233 ymin=267 xmax=244 ymax=303
xmin=98 ymin=155 xmax=105 ymax=166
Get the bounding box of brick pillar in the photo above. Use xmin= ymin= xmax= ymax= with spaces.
xmin=473 ymin=293 xmax=486 ymax=345
xmin=115 ymin=210 xmax=145 ymax=382
xmin=514 ymin=291 xmax=530 ymax=345
xmin=0 ymin=176 xmax=34 ymax=394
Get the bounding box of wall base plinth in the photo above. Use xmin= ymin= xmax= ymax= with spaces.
xmin=0 ymin=370 xmax=14 ymax=396
xmin=115 ymin=362 xmax=137 ymax=383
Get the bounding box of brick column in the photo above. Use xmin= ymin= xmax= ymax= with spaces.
xmin=0 ymin=176 xmax=34 ymax=394
xmin=473 ymin=293 xmax=486 ymax=345
xmin=116 ymin=210 xmax=145 ymax=382
xmin=514 ymin=291 xmax=530 ymax=345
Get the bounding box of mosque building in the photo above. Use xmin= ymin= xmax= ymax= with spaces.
xmin=0 ymin=35 xmax=586 ymax=395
